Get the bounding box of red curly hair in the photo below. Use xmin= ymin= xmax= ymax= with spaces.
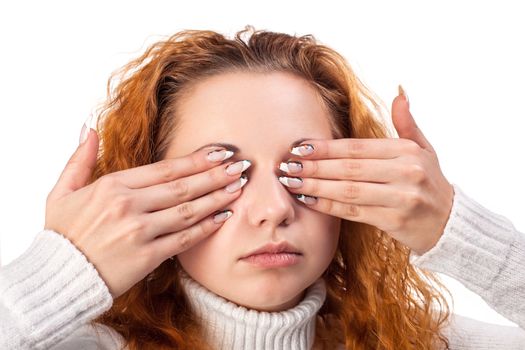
xmin=88 ymin=25 xmax=453 ymax=349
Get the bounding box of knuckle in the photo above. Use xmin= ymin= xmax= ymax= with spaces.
xmin=127 ymin=217 xmax=147 ymax=236
xmin=309 ymin=160 xmax=320 ymax=176
xmin=404 ymin=191 xmax=424 ymax=210
xmin=407 ymin=164 xmax=427 ymax=184
xmin=347 ymin=140 xmax=366 ymax=157
xmin=309 ymin=178 xmax=320 ymax=194
xmin=96 ymin=175 xmax=120 ymax=196
xmin=124 ymin=229 xmax=142 ymax=247
xmin=169 ymin=179 xmax=190 ymax=200
xmin=176 ymin=202 xmax=195 ymax=221
xmin=404 ymin=140 xmax=421 ymax=155
xmin=154 ymin=159 xmax=175 ymax=182
xmin=389 ymin=214 xmax=406 ymax=232
xmin=343 ymin=203 xmax=360 ymax=218
xmin=192 ymin=222 xmax=206 ymax=238
xmin=207 ymin=166 xmax=224 ymax=182
xmin=342 ymin=160 xmax=362 ymax=179
xmin=189 ymin=153 xmax=201 ymax=170
xmin=176 ymin=228 xmax=195 ymax=251
xmin=343 ymin=182 xmax=360 ymax=200
xmin=110 ymin=193 xmax=133 ymax=218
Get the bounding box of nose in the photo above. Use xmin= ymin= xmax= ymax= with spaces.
xmin=238 ymin=161 xmax=296 ymax=229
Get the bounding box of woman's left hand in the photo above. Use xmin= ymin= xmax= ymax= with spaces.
xmin=278 ymin=88 xmax=455 ymax=256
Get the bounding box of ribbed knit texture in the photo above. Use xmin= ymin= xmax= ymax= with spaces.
xmin=410 ymin=183 xmax=525 ymax=330
xmin=179 ymin=269 xmax=326 ymax=349
xmin=0 ymin=229 xmax=114 ymax=349
xmin=0 ymin=182 xmax=524 ymax=349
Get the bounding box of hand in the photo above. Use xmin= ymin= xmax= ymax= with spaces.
xmin=278 ymin=88 xmax=455 ymax=256
xmin=44 ymin=125 xmax=250 ymax=299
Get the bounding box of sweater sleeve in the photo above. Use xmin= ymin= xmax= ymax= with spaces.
xmin=0 ymin=229 xmax=115 ymax=350
xmin=409 ymin=182 xmax=525 ymax=331
xmin=439 ymin=313 xmax=525 ymax=349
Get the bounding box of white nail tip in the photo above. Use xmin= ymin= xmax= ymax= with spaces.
xmin=296 ymin=194 xmax=316 ymax=205
xmin=222 ymin=150 xmax=235 ymax=160
xmin=279 ymin=162 xmax=289 ymax=172
xmin=213 ymin=210 xmax=232 ymax=223
xmin=278 ymin=176 xmax=290 ymax=187
xmin=239 ymin=176 xmax=248 ymax=188
xmin=225 ymin=175 xmax=248 ymax=193
xmin=290 ymin=145 xmax=313 ymax=156
xmin=290 ymin=147 xmax=302 ymax=156
xmin=240 ymin=160 xmax=252 ymax=172
xmin=296 ymin=195 xmax=307 ymax=204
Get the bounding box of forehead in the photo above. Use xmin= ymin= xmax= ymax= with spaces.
xmin=168 ymin=71 xmax=334 ymax=156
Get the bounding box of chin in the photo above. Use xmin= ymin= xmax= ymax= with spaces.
xmin=225 ymin=277 xmax=305 ymax=311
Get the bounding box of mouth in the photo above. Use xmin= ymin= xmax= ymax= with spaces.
xmin=240 ymin=252 xmax=303 ymax=267
xmin=240 ymin=241 xmax=302 ymax=260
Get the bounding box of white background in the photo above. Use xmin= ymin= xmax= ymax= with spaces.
xmin=0 ymin=0 xmax=523 ymax=327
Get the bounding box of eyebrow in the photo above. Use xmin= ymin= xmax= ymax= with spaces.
xmin=192 ymin=137 xmax=315 ymax=154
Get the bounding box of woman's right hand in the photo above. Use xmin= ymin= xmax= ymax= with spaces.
xmin=44 ymin=127 xmax=250 ymax=299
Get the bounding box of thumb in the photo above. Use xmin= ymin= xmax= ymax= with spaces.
xmin=392 ymin=85 xmax=435 ymax=154
xmin=50 ymin=116 xmax=100 ymax=199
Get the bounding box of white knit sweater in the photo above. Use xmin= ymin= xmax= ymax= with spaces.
xmin=1 ymin=183 xmax=524 ymax=349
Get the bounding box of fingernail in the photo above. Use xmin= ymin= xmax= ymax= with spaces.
xmin=290 ymin=144 xmax=314 ymax=157
xmin=398 ymin=84 xmax=410 ymax=107
xmin=207 ymin=149 xmax=235 ymax=162
xmin=278 ymin=176 xmax=303 ymax=188
xmin=213 ymin=210 xmax=233 ymax=223
xmin=79 ymin=114 xmax=93 ymax=145
xmin=279 ymin=161 xmax=303 ymax=174
xmin=225 ymin=173 xmax=248 ymax=193
xmin=295 ymin=194 xmax=317 ymax=205
xmin=226 ymin=160 xmax=252 ymax=175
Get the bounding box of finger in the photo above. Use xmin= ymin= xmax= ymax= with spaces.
xmin=143 ymin=178 xmax=246 ymax=241
xmin=112 ymin=147 xmax=235 ymax=189
xmin=392 ymin=89 xmax=436 ymax=154
xmin=281 ymin=177 xmax=402 ymax=207
xmin=50 ymin=128 xmax=99 ymax=199
xmin=280 ymin=158 xmax=403 ymax=183
xmin=135 ymin=160 xmax=250 ymax=212
xmin=298 ymin=196 xmax=401 ymax=233
xmin=289 ymin=137 xmax=417 ymax=161
xmin=151 ymin=211 xmax=231 ymax=261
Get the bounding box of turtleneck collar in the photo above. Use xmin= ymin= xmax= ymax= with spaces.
xmin=178 ymin=270 xmax=327 ymax=350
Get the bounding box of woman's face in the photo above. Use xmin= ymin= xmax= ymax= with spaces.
xmin=165 ymin=71 xmax=341 ymax=312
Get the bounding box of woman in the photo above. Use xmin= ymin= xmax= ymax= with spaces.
xmin=1 ymin=25 xmax=524 ymax=349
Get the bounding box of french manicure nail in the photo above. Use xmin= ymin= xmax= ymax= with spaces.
xmin=290 ymin=144 xmax=314 ymax=157
xmin=79 ymin=114 xmax=93 ymax=145
xmin=226 ymin=160 xmax=252 ymax=175
xmin=295 ymin=194 xmax=317 ymax=205
xmin=278 ymin=176 xmax=303 ymax=188
xmin=279 ymin=161 xmax=303 ymax=174
xmin=207 ymin=149 xmax=235 ymax=162
xmin=213 ymin=210 xmax=233 ymax=223
xmin=225 ymin=173 xmax=248 ymax=193
xmin=398 ymin=84 xmax=410 ymax=107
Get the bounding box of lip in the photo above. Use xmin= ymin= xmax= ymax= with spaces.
xmin=240 ymin=241 xmax=302 ymax=259
xmin=241 ymin=252 xmax=302 ymax=267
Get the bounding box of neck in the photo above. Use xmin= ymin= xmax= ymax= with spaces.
xmin=179 ymin=270 xmax=327 ymax=350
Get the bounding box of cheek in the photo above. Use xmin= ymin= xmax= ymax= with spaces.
xmin=176 ymin=233 xmax=222 ymax=276
xmin=303 ymin=215 xmax=341 ymax=260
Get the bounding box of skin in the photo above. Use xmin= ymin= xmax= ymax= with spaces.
xmin=277 ymin=90 xmax=455 ymax=257
xmin=47 ymin=62 xmax=452 ymax=350
xmin=164 ymin=71 xmax=342 ymax=312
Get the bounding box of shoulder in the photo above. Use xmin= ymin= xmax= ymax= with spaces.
xmin=441 ymin=313 xmax=525 ymax=349
xmin=49 ymin=322 xmax=127 ymax=350
xmin=329 ymin=313 xmax=525 ymax=350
